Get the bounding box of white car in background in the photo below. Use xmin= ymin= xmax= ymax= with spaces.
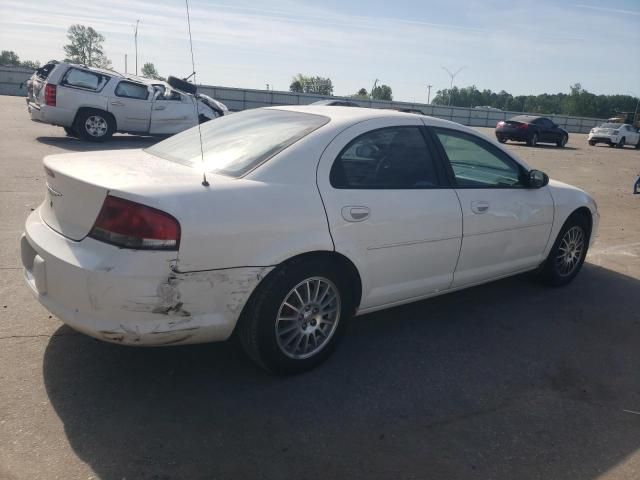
xmin=21 ymin=106 xmax=598 ymax=374
xmin=26 ymin=61 xmax=227 ymax=141
xmin=588 ymin=123 xmax=640 ymax=148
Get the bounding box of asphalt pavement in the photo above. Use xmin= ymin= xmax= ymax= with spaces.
xmin=1 ymin=95 xmax=639 ymax=479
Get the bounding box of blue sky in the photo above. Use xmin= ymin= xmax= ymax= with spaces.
xmin=1 ymin=0 xmax=639 ymax=102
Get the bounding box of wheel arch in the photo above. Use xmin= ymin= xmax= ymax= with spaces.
xmin=567 ymin=206 xmax=593 ymax=239
xmin=73 ymin=107 xmax=117 ymax=131
xmin=234 ymin=250 xmax=363 ymax=337
xmin=270 ymin=250 xmax=363 ymax=308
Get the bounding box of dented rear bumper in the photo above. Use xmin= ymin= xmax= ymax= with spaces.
xmin=21 ymin=208 xmax=271 ymax=346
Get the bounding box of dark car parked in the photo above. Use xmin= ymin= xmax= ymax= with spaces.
xmin=495 ymin=115 xmax=569 ymax=147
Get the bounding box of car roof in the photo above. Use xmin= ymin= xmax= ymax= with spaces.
xmin=509 ymin=115 xmax=545 ymax=122
xmin=269 ymin=105 xmax=429 ymax=123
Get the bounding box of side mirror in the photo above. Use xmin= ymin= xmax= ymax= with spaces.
xmin=528 ymin=169 xmax=549 ymax=188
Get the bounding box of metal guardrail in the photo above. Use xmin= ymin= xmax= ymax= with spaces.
xmin=0 ymin=66 xmax=605 ymax=133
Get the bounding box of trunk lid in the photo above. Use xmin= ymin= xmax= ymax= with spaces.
xmin=40 ymin=149 xmax=224 ymax=241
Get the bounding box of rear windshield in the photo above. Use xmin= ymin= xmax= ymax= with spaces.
xmin=146 ymin=109 xmax=329 ymax=177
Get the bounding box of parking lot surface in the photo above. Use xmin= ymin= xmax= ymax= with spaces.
xmin=1 ymin=95 xmax=639 ymax=479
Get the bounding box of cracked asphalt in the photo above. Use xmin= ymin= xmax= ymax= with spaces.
xmin=1 ymin=95 xmax=639 ymax=479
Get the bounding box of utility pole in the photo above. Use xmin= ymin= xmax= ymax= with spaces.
xmin=134 ymin=19 xmax=140 ymax=76
xmin=370 ymin=78 xmax=379 ymax=99
xmin=427 ymin=84 xmax=432 ymax=104
xmin=124 ymin=54 xmax=128 ymax=74
xmin=441 ymin=66 xmax=466 ymax=106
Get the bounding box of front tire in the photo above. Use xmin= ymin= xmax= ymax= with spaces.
xmin=75 ymin=109 xmax=115 ymax=142
xmin=497 ymin=136 xmax=507 ymax=144
xmin=557 ymin=134 xmax=568 ymax=147
xmin=588 ymin=140 xmax=595 ymax=146
xmin=539 ymin=214 xmax=590 ymax=286
xmin=237 ymin=258 xmax=354 ymax=374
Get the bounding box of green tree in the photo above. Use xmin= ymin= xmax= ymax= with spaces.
xmin=371 ymin=84 xmax=392 ymax=101
xmin=0 ymin=50 xmax=20 ymax=65
xmin=350 ymin=88 xmax=369 ymax=99
xmin=63 ymin=24 xmax=111 ymax=68
xmin=141 ymin=62 xmax=164 ymax=81
xmin=0 ymin=50 xmax=39 ymax=68
xmin=289 ymin=74 xmax=334 ymax=95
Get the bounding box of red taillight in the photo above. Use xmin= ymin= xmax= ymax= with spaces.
xmin=44 ymin=84 xmax=56 ymax=106
xmin=89 ymin=196 xmax=180 ymax=250
xmin=517 ymin=123 xmax=528 ymax=129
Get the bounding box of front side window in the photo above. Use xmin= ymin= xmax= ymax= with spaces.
xmin=330 ymin=127 xmax=440 ymax=189
xmin=146 ymin=109 xmax=329 ymax=177
xmin=434 ymin=128 xmax=525 ymax=188
xmin=115 ymin=81 xmax=149 ymax=100
xmin=61 ymin=68 xmax=108 ymax=91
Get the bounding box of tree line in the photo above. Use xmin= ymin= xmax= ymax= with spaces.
xmin=432 ymin=84 xmax=638 ymax=118
xmin=289 ymin=74 xmax=393 ymax=100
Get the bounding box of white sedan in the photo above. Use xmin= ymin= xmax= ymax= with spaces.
xmin=21 ymin=106 xmax=599 ymax=373
xmin=588 ymin=123 xmax=640 ymax=148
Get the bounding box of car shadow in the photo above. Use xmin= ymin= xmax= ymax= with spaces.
xmin=42 ymin=263 xmax=640 ymax=479
xmin=36 ymin=134 xmax=161 ymax=152
xmin=506 ymin=142 xmax=578 ymax=151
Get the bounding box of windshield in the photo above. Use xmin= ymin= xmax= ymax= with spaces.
xmin=599 ymin=123 xmax=622 ymax=129
xmin=146 ymin=109 xmax=329 ymax=177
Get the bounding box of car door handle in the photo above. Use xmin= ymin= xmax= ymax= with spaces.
xmin=110 ymin=101 xmax=125 ymax=107
xmin=471 ymin=201 xmax=490 ymax=214
xmin=341 ymin=206 xmax=370 ymax=222
xmin=153 ymin=105 xmax=166 ymax=110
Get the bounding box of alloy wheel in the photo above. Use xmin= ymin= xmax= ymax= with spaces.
xmin=275 ymin=277 xmax=341 ymax=359
xmin=84 ymin=115 xmax=108 ymax=137
xmin=555 ymin=226 xmax=585 ymax=277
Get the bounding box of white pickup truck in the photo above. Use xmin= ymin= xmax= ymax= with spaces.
xmin=26 ymin=62 xmax=227 ymax=141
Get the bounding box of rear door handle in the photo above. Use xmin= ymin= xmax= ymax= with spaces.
xmin=110 ymin=101 xmax=125 ymax=107
xmin=341 ymin=206 xmax=370 ymax=222
xmin=153 ymin=105 xmax=166 ymax=110
xmin=471 ymin=201 xmax=489 ymax=214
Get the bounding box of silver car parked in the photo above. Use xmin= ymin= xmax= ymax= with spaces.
xmin=26 ymin=62 xmax=227 ymax=141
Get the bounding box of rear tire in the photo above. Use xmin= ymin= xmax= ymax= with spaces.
xmin=63 ymin=126 xmax=77 ymax=137
xmin=635 ymin=138 xmax=640 ymax=149
xmin=588 ymin=140 xmax=595 ymax=146
xmin=527 ymin=133 xmax=538 ymax=147
xmin=237 ymin=258 xmax=354 ymax=375
xmin=74 ymin=109 xmax=115 ymax=142
xmin=616 ymin=137 xmax=625 ymax=149
xmin=539 ymin=213 xmax=590 ymax=287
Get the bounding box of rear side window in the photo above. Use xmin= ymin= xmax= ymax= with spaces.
xmin=61 ymin=68 xmax=108 ymax=91
xmin=146 ymin=109 xmax=329 ymax=177
xmin=330 ymin=127 xmax=440 ymax=189
xmin=115 ymin=81 xmax=149 ymax=100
